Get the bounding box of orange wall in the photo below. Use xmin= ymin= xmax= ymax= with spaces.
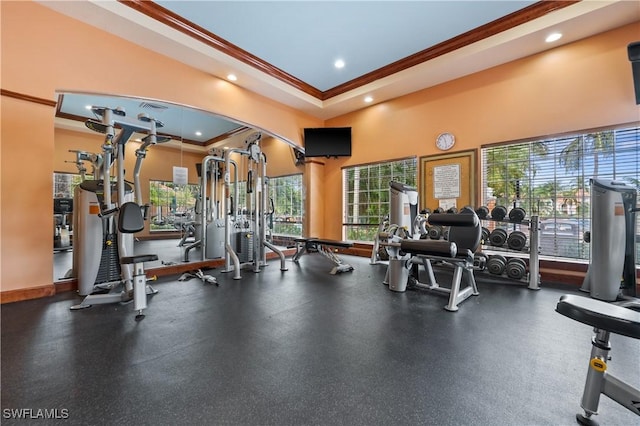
xmin=322 ymin=22 xmax=640 ymax=240
xmin=0 ymin=0 xmax=320 ymax=293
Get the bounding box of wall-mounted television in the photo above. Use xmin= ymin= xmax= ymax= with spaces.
xmin=303 ymin=127 xmax=352 ymax=158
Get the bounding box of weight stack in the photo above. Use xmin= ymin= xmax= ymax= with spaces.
xmin=236 ymin=231 xmax=254 ymax=263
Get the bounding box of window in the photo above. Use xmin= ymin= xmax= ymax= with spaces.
xmin=481 ymin=125 xmax=640 ymax=263
xmin=268 ymin=174 xmax=303 ymax=237
xmin=149 ymin=180 xmax=200 ymax=232
xmin=343 ymin=157 xmax=418 ymax=242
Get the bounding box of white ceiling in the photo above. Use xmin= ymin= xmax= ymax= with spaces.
xmin=41 ymin=0 xmax=640 ymax=146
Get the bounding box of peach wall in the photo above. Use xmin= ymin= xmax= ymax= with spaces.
xmin=1 ymin=97 xmax=55 ymax=292
xmin=261 ymin=136 xmax=304 ymax=177
xmin=0 ymin=0 xmax=320 ymax=294
xmin=322 ymin=22 xmax=640 ymax=240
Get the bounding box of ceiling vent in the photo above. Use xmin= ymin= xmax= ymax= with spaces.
xmin=139 ymin=102 xmax=168 ymax=111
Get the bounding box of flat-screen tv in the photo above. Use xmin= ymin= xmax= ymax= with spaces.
xmin=303 ymin=127 xmax=352 ymax=158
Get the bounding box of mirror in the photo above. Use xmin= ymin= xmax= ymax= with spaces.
xmin=53 ymin=92 xmax=303 ymax=284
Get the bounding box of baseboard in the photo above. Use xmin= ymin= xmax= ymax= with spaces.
xmin=1 ymin=284 xmax=56 ymax=304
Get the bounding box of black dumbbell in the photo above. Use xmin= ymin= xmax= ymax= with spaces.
xmin=506 ymin=258 xmax=527 ymax=280
xmin=459 ymin=206 xmax=475 ymax=214
xmin=475 ymin=206 xmax=489 ymax=219
xmin=491 ymin=205 xmax=508 ymax=221
xmin=489 ymin=228 xmax=508 ymax=247
xmin=420 ymin=208 xmax=432 ymax=215
xmin=508 ymin=207 xmax=526 ymax=222
xmin=473 ymin=253 xmax=488 ymax=271
xmin=507 ymin=231 xmax=527 ymax=251
xmin=446 ymin=207 xmax=458 ymax=214
xmin=428 ymin=225 xmax=442 ymax=240
xmin=443 ymin=228 xmax=450 ymax=241
xmin=487 ymin=255 xmax=507 ymax=275
xmin=481 ymin=227 xmax=490 ymax=244
xmin=434 ymin=207 xmax=445 ymax=214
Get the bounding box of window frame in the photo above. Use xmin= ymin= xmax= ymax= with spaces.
xmin=342 ymin=156 xmax=418 ymax=242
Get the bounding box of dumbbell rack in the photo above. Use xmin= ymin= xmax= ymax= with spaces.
xmin=478 ymin=215 xmax=540 ymax=290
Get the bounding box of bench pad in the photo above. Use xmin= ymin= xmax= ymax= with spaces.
xmin=556 ymin=294 xmax=640 ymax=339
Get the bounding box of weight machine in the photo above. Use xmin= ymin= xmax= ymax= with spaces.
xmin=70 ymin=106 xmax=169 ymax=318
xmin=582 ymin=179 xmax=638 ymax=301
xmin=202 ymin=133 xmax=286 ymax=279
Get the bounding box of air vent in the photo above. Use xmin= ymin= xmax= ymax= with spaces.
xmin=139 ymin=102 xmax=168 ymax=111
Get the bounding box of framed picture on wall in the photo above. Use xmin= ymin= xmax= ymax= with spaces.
xmin=419 ymin=150 xmax=477 ymax=212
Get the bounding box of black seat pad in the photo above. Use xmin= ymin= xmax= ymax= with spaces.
xmin=556 ymin=294 xmax=640 ymax=339
xmin=295 ymin=238 xmax=353 ymax=249
xmin=121 ymin=254 xmax=158 ymax=264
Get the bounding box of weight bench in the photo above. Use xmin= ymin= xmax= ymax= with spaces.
xmin=556 ymin=294 xmax=640 ymax=425
xmin=396 ymin=212 xmax=482 ymax=311
xmin=292 ymin=238 xmax=354 ymax=274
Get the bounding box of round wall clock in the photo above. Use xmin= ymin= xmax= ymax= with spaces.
xmin=436 ymin=132 xmax=455 ymax=151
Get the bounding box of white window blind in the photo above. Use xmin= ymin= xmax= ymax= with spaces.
xmin=343 ymin=157 xmax=417 ymax=242
xmin=481 ymin=125 xmax=640 ymax=262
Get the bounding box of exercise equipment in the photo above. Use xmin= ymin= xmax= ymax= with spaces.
xmin=382 ymin=237 xmax=456 ymax=292
xmin=506 ymin=257 xmax=527 ymax=280
xmin=209 ymin=133 xmax=287 ymax=279
xmin=53 ymin=198 xmax=73 ymax=251
xmin=446 ymin=207 xmax=458 ymax=214
xmin=428 ymin=225 xmax=443 ymax=240
xmin=481 ymin=227 xmax=490 ymax=244
xmin=509 ymin=207 xmax=526 ymax=222
xmin=489 ymin=228 xmax=508 ymax=247
xmin=491 ymin=205 xmax=508 ymax=221
xmin=556 ymin=294 xmax=640 ymax=425
xmin=389 ymin=212 xmax=481 ymax=311
xmin=389 ymin=181 xmax=419 ymax=238
xmin=487 ymin=255 xmax=507 ymax=275
xmin=473 ymin=253 xmax=488 ymax=271
xmin=581 ymin=179 xmax=638 ymax=301
xmin=293 ymin=238 xmax=354 ymax=274
xmin=475 ymin=206 xmax=489 ymax=219
xmin=70 ymin=107 xmax=165 ymax=318
xmin=507 ymin=230 xmax=527 ymax=251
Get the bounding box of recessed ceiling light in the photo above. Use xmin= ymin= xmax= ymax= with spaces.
xmin=334 ymin=59 xmax=345 ymax=69
xmin=545 ymin=32 xmax=562 ymax=43
xmin=227 ymin=74 xmax=237 ymax=81
xmin=364 ymin=96 xmax=373 ymax=103
xmin=85 ymin=105 xmax=92 ymax=110
xmin=195 ymin=131 xmax=202 ymax=137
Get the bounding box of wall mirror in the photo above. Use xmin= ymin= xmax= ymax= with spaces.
xmin=53 ymin=92 xmax=303 ymax=284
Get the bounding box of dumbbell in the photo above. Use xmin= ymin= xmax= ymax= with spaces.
xmin=487 ymin=255 xmax=507 ymax=275
xmin=475 ymin=206 xmax=489 ymax=219
xmin=491 ymin=205 xmax=508 ymax=221
xmin=459 ymin=206 xmax=475 ymax=214
xmin=446 ymin=207 xmax=458 ymax=214
xmin=428 ymin=225 xmax=443 ymax=240
xmin=481 ymin=227 xmax=490 ymax=244
xmin=473 ymin=253 xmax=488 ymax=271
xmin=506 ymin=258 xmax=527 ymax=280
xmin=507 ymin=230 xmax=527 ymax=251
xmin=489 ymin=228 xmax=508 ymax=247
xmin=508 ymin=207 xmax=526 ymax=222
xmin=420 ymin=208 xmax=432 ymax=215
xmin=443 ymin=228 xmax=449 ymax=241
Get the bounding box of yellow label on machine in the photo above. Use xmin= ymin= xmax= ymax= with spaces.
xmin=89 ymin=204 xmax=100 ymax=215
xmin=590 ymin=358 xmax=607 ymax=372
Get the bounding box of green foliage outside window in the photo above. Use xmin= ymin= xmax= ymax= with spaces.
xmin=482 ymin=126 xmax=639 ymax=262
xmin=343 ymin=158 xmax=417 ymax=242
